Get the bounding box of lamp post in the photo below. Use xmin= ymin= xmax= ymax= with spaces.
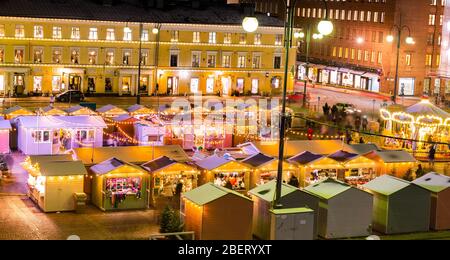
xmin=137 ymin=23 xmax=143 ymax=105
xmin=152 ymin=24 xmax=162 ymax=98
xmin=387 ymin=15 xmax=414 ymax=104
xmin=243 ymin=0 xmax=333 ymax=208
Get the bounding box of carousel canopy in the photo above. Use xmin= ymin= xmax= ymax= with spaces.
xmin=328 ymin=150 xmax=359 ymax=163
xmin=38 ymin=161 xmax=87 ymax=177
xmin=288 ymin=151 xmax=324 ymax=165
xmin=304 ymin=178 xmax=352 ymax=200
xmin=242 ymin=153 xmax=275 ymax=168
xmin=363 ymin=175 xmax=411 ymax=196
xmin=405 ymin=99 xmax=450 ymax=119
xmin=249 ymin=180 xmax=299 ymax=202
xmin=183 ymin=183 xmax=251 ymax=206
xmin=412 ymin=172 xmax=450 ymax=193
xmin=250 ymin=141 xmax=356 ymax=158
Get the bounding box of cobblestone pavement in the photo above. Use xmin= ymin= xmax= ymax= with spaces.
xmin=0 ymin=195 xmax=160 ymax=240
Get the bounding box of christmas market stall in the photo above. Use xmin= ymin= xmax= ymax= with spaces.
xmin=242 ymin=153 xmax=299 ymax=189
xmin=97 ymin=104 xmax=128 ymax=118
xmin=39 ymin=106 xmax=67 ymax=116
xmin=3 ymin=106 xmax=34 ymax=120
xmin=328 ymin=150 xmax=377 ymax=186
xmin=65 ymin=105 xmax=97 ymax=116
xmin=103 ymin=114 xmax=140 ymax=146
xmin=363 ymin=175 xmax=431 ymax=234
xmin=413 ymin=173 xmax=450 ymax=230
xmin=364 ymin=150 xmax=417 ymax=178
xmin=141 ymin=156 xmax=199 ymax=206
xmin=195 ymin=155 xmax=253 ymax=192
xmin=134 ymin=120 xmax=165 ymax=147
xmin=0 ymin=119 xmax=11 ymax=154
xmin=181 ymin=183 xmax=253 ymax=240
xmin=26 ymin=160 xmax=87 ymax=212
xmin=90 ymin=158 xmax=149 ymax=211
xmin=304 ymin=178 xmax=373 ymax=239
xmin=16 ymin=116 xmax=106 ymax=155
xmin=249 ymin=180 xmax=319 ymax=240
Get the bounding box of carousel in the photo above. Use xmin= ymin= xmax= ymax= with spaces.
xmin=380 ymin=97 xmax=450 ymax=152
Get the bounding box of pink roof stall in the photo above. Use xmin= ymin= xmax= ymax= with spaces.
xmin=0 ymin=119 xmax=12 ymax=154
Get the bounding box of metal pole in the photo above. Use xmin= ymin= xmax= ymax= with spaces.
xmin=302 ymin=23 xmax=311 ymax=108
xmin=137 ymin=23 xmax=143 ymax=105
xmin=153 ymin=24 xmax=161 ymax=97
xmin=275 ymin=0 xmax=296 ymax=208
xmin=393 ymin=17 xmax=402 ymax=104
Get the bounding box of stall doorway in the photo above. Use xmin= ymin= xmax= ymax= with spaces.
xmin=222 ymin=77 xmax=231 ymax=96
xmin=69 ymin=74 xmax=82 ymax=90
xmin=13 ymin=73 xmax=25 ymax=95
xmin=167 ymin=77 xmax=179 ymax=95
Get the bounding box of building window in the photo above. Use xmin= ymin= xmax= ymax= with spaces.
xmin=141 ymin=30 xmax=149 ymax=41
xmin=52 ymin=76 xmax=62 ymax=92
xmin=207 ymin=53 xmax=216 ymax=68
xmin=15 ymin=25 xmax=25 ymax=38
xmin=254 ymin=33 xmax=262 ymax=45
xmin=399 ymin=78 xmax=415 ymax=95
xmin=33 ymin=76 xmax=43 ymax=93
xmin=238 ymin=54 xmax=246 ymax=68
xmin=0 ymin=48 xmax=4 ymax=62
xmin=171 ymin=31 xmax=179 ymax=42
xmin=33 ymin=48 xmax=43 ymax=63
xmin=14 ymin=48 xmax=24 ymax=63
xmin=88 ymin=49 xmax=98 ymax=64
xmin=140 ymin=50 xmax=148 ymax=65
xmin=53 ymin=26 xmax=62 ymax=39
xmin=224 ymin=33 xmax=232 ymax=44
xmin=251 ymin=79 xmax=259 ymax=94
xmin=239 ymin=33 xmax=247 ymax=44
xmin=222 ymin=54 xmax=231 ymax=68
xmin=123 ymin=27 xmax=132 ymax=41
xmin=170 ymin=52 xmax=179 ymax=67
xmin=0 ymin=25 xmax=5 ymax=37
xmin=190 ymin=78 xmax=199 ymax=93
xmin=71 ymin=27 xmax=80 ymax=39
xmin=123 ymin=50 xmax=131 ymax=65
xmin=236 ymin=78 xmax=244 ymax=93
xmin=275 ymin=34 xmax=283 ymax=45
xmin=429 ymin=14 xmax=436 ymax=25
xmin=193 ymin=32 xmax=201 ymax=43
xmin=426 ymin=54 xmax=432 ymax=66
xmin=252 ymin=53 xmax=261 ymax=69
xmin=208 ymin=32 xmax=216 ymax=44
xmin=71 ymin=48 xmax=80 ymax=64
xmin=89 ymin=28 xmax=98 ymax=40
xmin=274 ymin=55 xmax=282 ymax=69
xmin=406 ymin=54 xmax=412 ymax=66
xmin=105 ymin=78 xmax=113 ymax=92
xmin=106 ymin=50 xmax=115 ymax=65
xmin=106 ymin=28 xmax=115 ymax=41
xmin=206 ymin=77 xmax=214 ymax=94
xmin=52 ymin=48 xmax=62 ymax=64
xmin=192 ymin=52 xmax=201 ymax=67
xmin=34 ymin=25 xmax=44 ymax=38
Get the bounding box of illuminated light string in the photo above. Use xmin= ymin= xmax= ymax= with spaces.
xmin=380 ymin=109 xmax=450 ymax=127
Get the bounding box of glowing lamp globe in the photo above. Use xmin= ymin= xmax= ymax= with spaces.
xmin=242 ymin=17 xmax=259 ymax=33
xmin=152 ymin=28 xmax=159 ymax=35
xmin=386 ymin=35 xmax=394 ymax=43
xmin=405 ymin=36 xmax=415 ymax=45
xmin=294 ymin=32 xmax=302 ymax=39
xmin=317 ymin=20 xmax=334 ymax=36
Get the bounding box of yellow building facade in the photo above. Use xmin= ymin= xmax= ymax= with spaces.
xmin=0 ymin=16 xmax=295 ymax=97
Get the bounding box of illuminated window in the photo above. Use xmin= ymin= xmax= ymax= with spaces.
xmin=34 ymin=25 xmax=44 ymax=38
xmin=106 ymin=50 xmax=115 ymax=65
xmin=224 ymin=33 xmax=232 ymax=44
xmin=222 ymin=53 xmax=231 ymax=68
xmin=88 ymin=49 xmax=98 ymax=64
xmin=52 ymin=26 xmax=62 ymax=39
xmin=106 ymin=29 xmax=115 ymax=41
xmin=123 ymin=49 xmax=131 ymax=65
xmin=254 ymin=33 xmax=262 ymax=45
xmin=14 ymin=47 xmax=24 ymax=63
xmin=15 ymin=25 xmax=25 ymax=38
xmin=193 ymin=32 xmax=201 ymax=43
xmin=238 ymin=53 xmax=246 ymax=68
xmin=89 ymin=28 xmax=98 ymax=40
xmin=141 ymin=30 xmax=149 ymax=41
xmin=275 ymin=34 xmax=283 ymax=45
xmin=171 ymin=31 xmax=179 ymax=42
xmin=71 ymin=27 xmax=80 ymax=40
xmin=52 ymin=48 xmax=62 ymax=64
xmin=33 ymin=47 xmax=43 ymax=63
xmin=123 ymin=27 xmax=132 ymax=41
xmin=405 ymin=54 xmax=412 ymax=66
xmin=239 ymin=33 xmax=247 ymax=44
xmin=207 ymin=53 xmax=216 ymax=68
xmin=0 ymin=25 xmax=4 ymax=37
xmin=208 ymin=32 xmax=216 ymax=44
xmin=71 ymin=48 xmax=80 ymax=64
xmin=191 ymin=51 xmax=201 ymax=67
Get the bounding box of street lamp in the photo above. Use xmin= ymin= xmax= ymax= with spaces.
xmin=243 ymin=0 xmax=332 ymax=208
xmin=137 ymin=22 xmax=144 ymax=105
xmin=242 ymin=17 xmax=259 ymax=33
xmin=387 ymin=16 xmax=414 ymax=104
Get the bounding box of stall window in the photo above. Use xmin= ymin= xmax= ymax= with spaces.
xmin=399 ymin=78 xmax=415 ymax=96
xmin=106 ymin=177 xmax=142 ymax=195
xmin=76 ymin=130 xmax=95 ymax=143
xmin=32 ymin=130 xmax=51 ymax=143
xmin=214 ymin=173 xmax=246 ymax=191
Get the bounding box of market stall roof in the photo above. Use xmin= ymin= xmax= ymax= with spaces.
xmin=90 ymin=157 xmax=143 ymax=176
xmin=73 ymin=145 xmax=190 ymax=165
xmin=39 ymin=106 xmax=68 ymax=116
xmin=127 ymin=104 xmax=154 ymax=115
xmin=412 ymin=172 xmax=450 ymax=193
xmin=38 ymin=161 xmax=87 ymax=176
xmin=363 ymin=175 xmax=411 ymax=196
xmin=3 ymin=106 xmax=34 ymax=116
xmin=248 ymin=141 xmax=356 ymax=158
xmin=65 ymin=105 xmax=97 ymax=116
xmin=348 ymin=144 xmax=379 ymax=155
xmin=0 ymin=120 xmax=12 ymax=129
xmin=242 ymin=153 xmax=275 ymax=168
xmin=112 ymin=114 xmax=138 ymax=123
xmin=16 ymin=116 xmax=107 ymax=129
xmin=365 ymin=150 xmax=417 ymax=163
xmin=183 ymin=183 xmax=252 ymax=206
xmin=28 ymin=154 xmax=74 ymax=165
xmin=195 ymin=155 xmax=252 ymax=172
xmin=270 ymin=208 xmax=314 ymax=215
xmin=304 ymin=178 xmax=352 ymax=200
xmin=141 ymin=156 xmax=198 ymax=174
xmin=406 ymin=99 xmax=450 ymax=118
xmin=328 ymin=150 xmax=359 ymax=163
xmin=288 ymin=151 xmax=324 ymax=165
xmin=249 ymin=180 xmax=301 ymax=202
xmin=97 ymin=104 xmax=128 ymax=116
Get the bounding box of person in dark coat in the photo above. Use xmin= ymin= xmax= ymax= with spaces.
xmin=428 ymin=145 xmax=436 ymax=167
xmin=288 ymin=176 xmax=300 ymax=188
